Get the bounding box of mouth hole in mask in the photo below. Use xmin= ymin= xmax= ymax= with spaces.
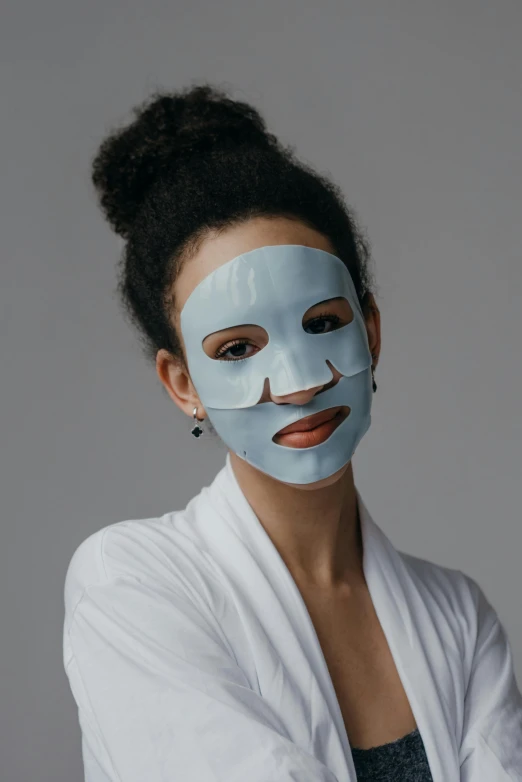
xmin=272 ymin=405 xmax=351 ymax=446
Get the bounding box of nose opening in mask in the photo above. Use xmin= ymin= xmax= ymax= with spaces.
xmin=261 ymin=359 xmax=342 ymax=404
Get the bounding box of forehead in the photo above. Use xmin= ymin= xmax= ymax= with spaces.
xmin=174 ymin=216 xmax=337 ymax=315
xmin=180 ymin=245 xmax=359 ymax=343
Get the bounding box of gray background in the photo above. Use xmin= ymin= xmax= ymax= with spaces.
xmin=2 ymin=1 xmax=521 ymax=780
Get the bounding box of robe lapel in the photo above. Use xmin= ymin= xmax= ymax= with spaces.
xmin=209 ymin=455 xmax=460 ymax=781
xmin=357 ymin=489 xmax=460 ymax=781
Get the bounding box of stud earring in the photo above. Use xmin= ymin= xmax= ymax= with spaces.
xmin=191 ymin=407 xmax=204 ymax=438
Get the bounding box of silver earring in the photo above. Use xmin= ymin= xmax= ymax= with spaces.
xmin=191 ymin=407 xmax=204 ymax=438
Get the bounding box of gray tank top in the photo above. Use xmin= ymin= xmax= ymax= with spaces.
xmin=350 ymin=727 xmax=433 ymax=781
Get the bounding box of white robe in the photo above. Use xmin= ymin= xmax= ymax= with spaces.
xmin=63 ymin=452 xmax=522 ymax=781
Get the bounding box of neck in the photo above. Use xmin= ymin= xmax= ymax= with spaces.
xmin=228 ymin=450 xmax=364 ymax=591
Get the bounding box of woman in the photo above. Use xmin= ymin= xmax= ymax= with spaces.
xmin=63 ymin=84 xmax=522 ymax=782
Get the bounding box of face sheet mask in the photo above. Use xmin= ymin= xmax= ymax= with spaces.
xmin=180 ymin=244 xmax=373 ymax=484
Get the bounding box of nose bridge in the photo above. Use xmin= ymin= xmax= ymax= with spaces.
xmin=266 ymin=334 xmax=333 ymax=397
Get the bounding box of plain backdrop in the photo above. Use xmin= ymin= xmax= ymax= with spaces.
xmin=1 ymin=1 xmax=521 ymax=780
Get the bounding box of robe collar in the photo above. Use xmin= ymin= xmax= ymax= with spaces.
xmin=205 ymin=452 xmax=458 ymax=781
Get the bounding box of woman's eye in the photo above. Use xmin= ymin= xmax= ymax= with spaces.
xmin=304 ymin=314 xmax=341 ymax=334
xmin=215 ymin=340 xmax=257 ymax=361
xmin=214 ymin=313 xmax=342 ymax=360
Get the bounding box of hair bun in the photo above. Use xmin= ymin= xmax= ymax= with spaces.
xmin=91 ymin=83 xmax=276 ymax=238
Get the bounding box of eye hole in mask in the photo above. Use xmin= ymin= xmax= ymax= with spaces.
xmin=201 ymin=296 xmax=354 ymax=364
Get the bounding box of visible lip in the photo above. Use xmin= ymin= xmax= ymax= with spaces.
xmin=275 ymin=406 xmax=341 ymax=435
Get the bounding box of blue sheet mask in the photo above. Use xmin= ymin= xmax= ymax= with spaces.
xmin=180 ymin=244 xmax=373 ymax=484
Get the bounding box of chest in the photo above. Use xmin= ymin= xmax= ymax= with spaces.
xmin=298 ymin=583 xmax=418 ymax=750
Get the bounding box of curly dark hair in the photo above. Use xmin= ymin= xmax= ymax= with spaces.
xmin=91 ymin=82 xmax=377 ymax=373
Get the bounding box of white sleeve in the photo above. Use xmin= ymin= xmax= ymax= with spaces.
xmin=459 ymin=578 xmax=522 ymax=780
xmin=64 ymin=574 xmax=339 ymax=782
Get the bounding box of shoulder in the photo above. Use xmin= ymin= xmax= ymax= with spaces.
xmin=63 ymin=510 xmax=221 ymax=625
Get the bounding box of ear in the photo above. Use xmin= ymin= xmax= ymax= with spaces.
xmin=363 ymin=293 xmax=381 ymax=367
xmin=155 ymin=349 xmax=206 ymax=420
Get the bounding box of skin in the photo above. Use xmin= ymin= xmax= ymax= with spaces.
xmin=156 ymin=216 xmax=381 ymax=594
